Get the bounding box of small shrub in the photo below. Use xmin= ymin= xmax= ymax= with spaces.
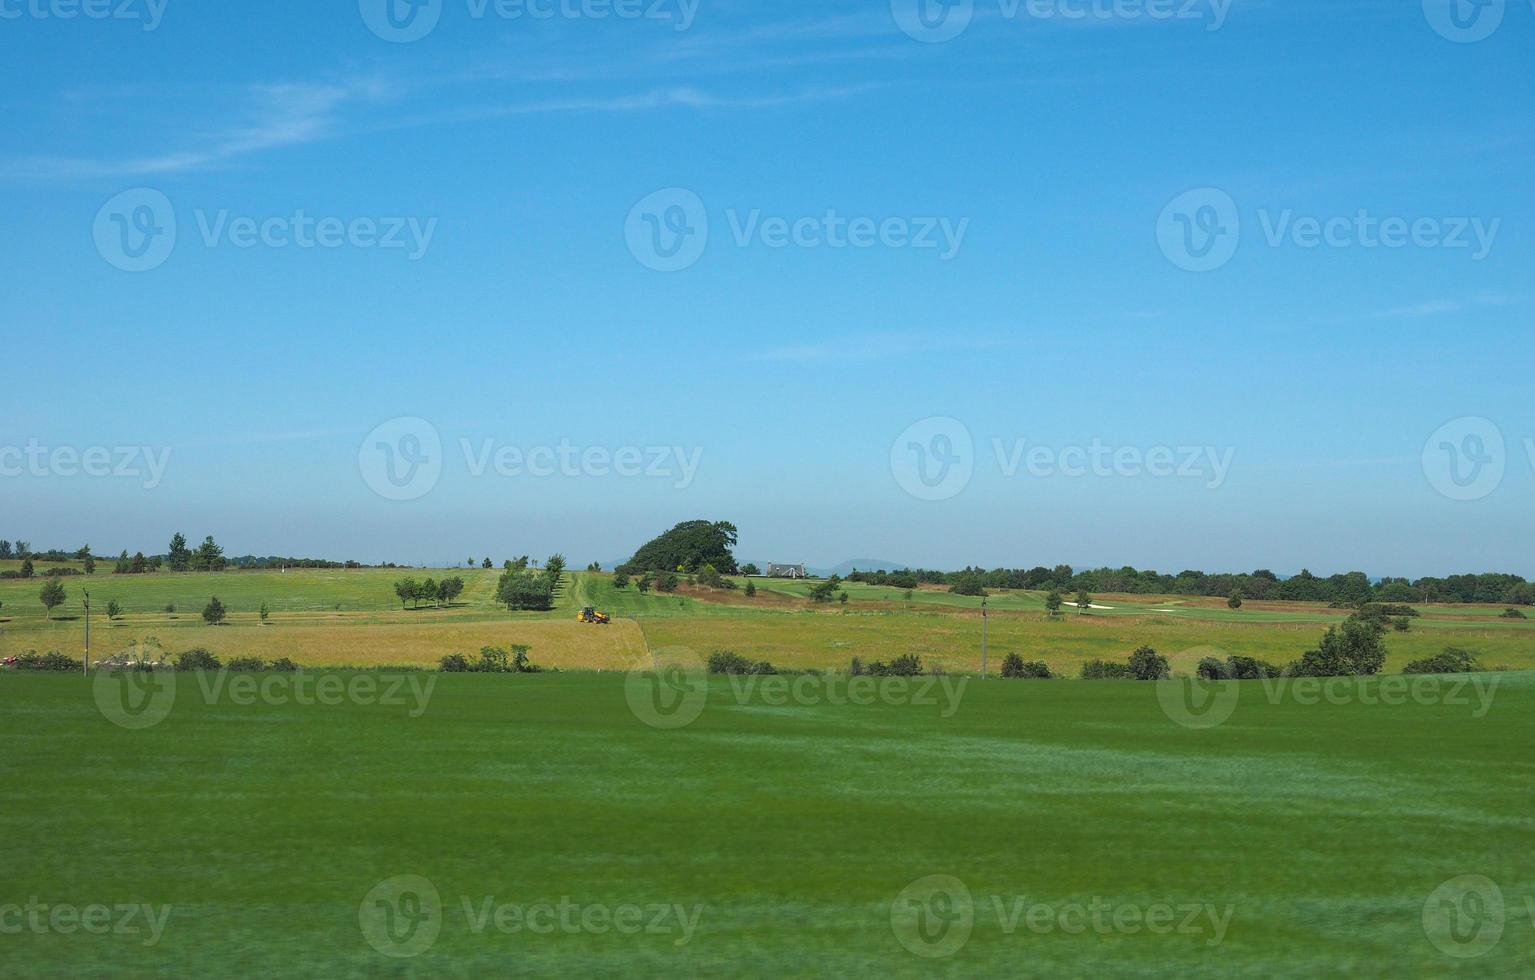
xmin=1196 ymin=656 xmax=1229 ymax=680
xmin=176 ymin=648 xmax=222 ymax=671
xmin=708 ymin=650 xmax=774 ymax=675
xmin=865 ymin=654 xmax=924 ymax=677
xmin=475 ymin=646 xmax=512 ymax=673
xmin=1500 ymin=608 xmax=1527 ymax=619
xmin=1224 ymin=655 xmax=1282 ymax=680
xmin=848 ymin=656 xmax=864 ymax=676
xmin=439 ymin=653 xmax=472 ymax=672
xmin=11 ymin=650 xmax=84 ymax=672
xmin=708 ymin=650 xmax=749 ymax=674
xmin=268 ymin=657 xmax=300 ymax=673
xmin=1001 ymin=653 xmax=1054 ymax=678
xmin=1403 ymin=648 xmax=1483 ymax=675
xmin=1080 ymin=659 xmax=1132 ymax=680
xmin=226 ymin=656 xmax=267 ymax=672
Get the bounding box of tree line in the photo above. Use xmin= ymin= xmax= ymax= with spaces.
xmin=846 ymin=565 xmax=1535 ymax=606
xmin=393 ymin=576 xmax=467 ymax=609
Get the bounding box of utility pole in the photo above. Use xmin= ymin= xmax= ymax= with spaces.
xmin=980 ymin=596 xmax=988 ymax=679
xmin=83 ymin=590 xmax=90 ymax=674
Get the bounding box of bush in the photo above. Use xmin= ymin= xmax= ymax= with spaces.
xmin=1361 ymin=603 xmax=1420 ymax=619
xmin=848 ymin=656 xmax=864 ymax=676
xmin=1080 ymin=659 xmax=1132 ymax=680
xmin=226 ymin=656 xmax=267 ymax=672
xmin=1403 ymin=648 xmax=1484 ymax=675
xmin=440 ymin=646 xmax=540 ymax=673
xmin=1285 ymin=618 xmax=1386 ymax=677
xmin=269 ymin=657 xmax=300 ymax=673
xmin=1500 ymin=608 xmax=1527 ymax=619
xmin=1001 ymin=653 xmax=1054 ymax=679
xmin=1225 ymin=655 xmax=1282 ymax=680
xmin=1127 ymin=646 xmax=1170 ymax=680
xmin=176 ymin=648 xmax=222 ymax=671
xmin=864 ymin=654 xmax=924 ymax=677
xmin=708 ymin=650 xmax=775 ymax=675
xmin=9 ymin=650 xmax=83 ymax=672
xmin=1196 ymin=656 xmax=1228 ymax=680
xmin=708 ymin=650 xmax=752 ymax=674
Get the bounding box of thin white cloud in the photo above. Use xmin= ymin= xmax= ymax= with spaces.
xmin=1368 ymin=293 xmax=1516 ymax=321
xmin=752 ymin=333 xmax=1012 ymax=363
xmin=1 ymin=80 xmax=382 ymax=180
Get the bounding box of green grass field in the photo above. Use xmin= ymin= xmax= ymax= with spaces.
xmin=4 ymin=568 xmax=1535 ymax=676
xmin=2 ymin=670 xmax=1530 ymax=975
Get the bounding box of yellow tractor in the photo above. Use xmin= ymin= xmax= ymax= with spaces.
xmin=577 ymin=606 xmax=611 ymax=625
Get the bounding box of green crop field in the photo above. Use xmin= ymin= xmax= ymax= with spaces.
xmin=4 ymin=569 xmax=1535 ymax=677
xmin=2 ymin=670 xmax=1530 ymax=975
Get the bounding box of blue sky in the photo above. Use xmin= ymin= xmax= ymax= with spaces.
xmin=2 ymin=0 xmax=1531 ymax=575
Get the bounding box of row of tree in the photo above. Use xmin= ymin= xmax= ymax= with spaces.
xmin=495 ymin=555 xmax=566 ymax=611
xmin=847 ymin=565 xmax=1535 ymax=606
xmin=392 ymin=576 xmax=467 ymax=609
